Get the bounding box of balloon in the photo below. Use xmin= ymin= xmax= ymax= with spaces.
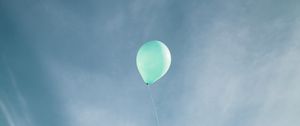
xmin=136 ymin=40 xmax=171 ymax=85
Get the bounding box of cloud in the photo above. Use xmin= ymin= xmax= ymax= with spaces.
xmin=41 ymin=56 xmax=155 ymax=126
xmin=173 ymin=1 xmax=300 ymax=126
xmin=0 ymin=100 xmax=15 ymax=126
xmin=0 ymin=54 xmax=34 ymax=126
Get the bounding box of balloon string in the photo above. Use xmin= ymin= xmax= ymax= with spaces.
xmin=147 ymin=86 xmax=160 ymax=126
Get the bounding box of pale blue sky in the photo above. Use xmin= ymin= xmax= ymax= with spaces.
xmin=1 ymin=0 xmax=300 ymax=126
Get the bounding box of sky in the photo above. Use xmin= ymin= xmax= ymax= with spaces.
xmin=1 ymin=0 xmax=300 ymax=126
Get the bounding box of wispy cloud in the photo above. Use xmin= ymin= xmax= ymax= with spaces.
xmin=1 ymin=54 xmax=34 ymax=126
xmin=0 ymin=100 xmax=15 ymax=126
xmin=174 ymin=1 xmax=300 ymax=126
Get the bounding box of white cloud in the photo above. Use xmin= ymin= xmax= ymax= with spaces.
xmin=0 ymin=54 xmax=34 ymax=126
xmin=0 ymin=100 xmax=16 ymax=126
xmin=174 ymin=1 xmax=300 ymax=126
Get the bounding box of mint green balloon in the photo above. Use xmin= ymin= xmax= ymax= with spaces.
xmin=136 ymin=40 xmax=171 ymax=85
